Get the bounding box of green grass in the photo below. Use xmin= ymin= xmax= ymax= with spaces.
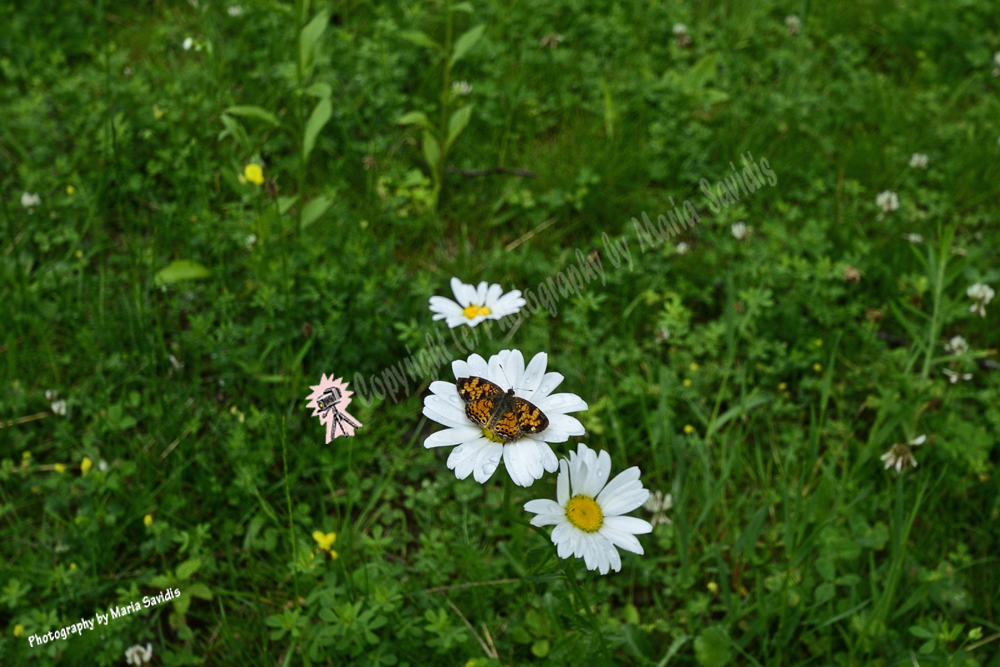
xmin=2 ymin=0 xmax=1000 ymax=665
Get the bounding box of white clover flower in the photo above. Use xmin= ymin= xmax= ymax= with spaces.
xmin=524 ymin=443 xmax=652 ymax=574
xmin=98 ymin=459 xmax=109 ymax=472
xmin=182 ymin=37 xmax=194 ymax=51
xmin=51 ymin=399 xmax=67 ymax=416
xmin=423 ymin=349 xmax=587 ymax=487
xmin=942 ymin=368 xmax=973 ymax=384
xmin=451 ymin=80 xmax=472 ymax=96
xmin=429 ymin=277 xmax=526 ymax=328
xmin=904 ymin=232 xmax=923 ymax=244
xmin=785 ymin=15 xmax=801 ymax=35
xmin=909 ymin=153 xmax=928 ymax=169
xmin=672 ymin=23 xmax=688 ymax=35
xmin=876 ymin=191 xmax=899 ymax=213
xmin=944 ymin=335 xmax=969 ymax=355
xmin=675 ymin=242 xmax=689 ymax=255
xmin=643 ymin=490 xmax=673 ymax=526
xmin=655 ymin=326 xmax=670 ymax=342
xmin=880 ymin=435 xmax=925 ymax=473
xmin=227 ymin=5 xmax=243 ymax=16
xmin=731 ymin=221 xmax=752 ymax=241
xmin=125 ymin=643 xmax=154 ymax=665
xmin=21 ymin=192 xmax=40 ymax=209
xmin=244 ymin=234 xmax=257 ymax=250
xmin=45 ymin=389 xmax=58 ymax=401
xmin=967 ymin=283 xmax=995 ymax=317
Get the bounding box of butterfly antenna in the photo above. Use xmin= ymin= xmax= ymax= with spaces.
xmin=498 ymin=360 xmax=535 ymax=394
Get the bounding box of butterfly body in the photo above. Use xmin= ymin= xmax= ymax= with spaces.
xmin=456 ymin=376 xmax=548 ymax=442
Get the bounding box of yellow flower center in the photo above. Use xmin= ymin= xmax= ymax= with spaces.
xmin=482 ymin=428 xmax=507 ymax=443
xmin=566 ymin=495 xmax=603 ymax=533
xmin=463 ymin=304 xmax=491 ymax=319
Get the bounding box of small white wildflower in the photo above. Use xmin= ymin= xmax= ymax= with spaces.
xmin=967 ymin=283 xmax=995 ymax=317
xmin=904 ymin=232 xmax=923 ymax=244
xmin=675 ymin=241 xmax=689 ymax=255
xmin=451 ymin=80 xmax=472 ymax=96
xmin=876 ymin=191 xmax=899 ymax=214
xmin=125 ymin=643 xmax=154 ymax=666
xmin=227 ymin=5 xmax=243 ymax=16
xmin=942 ymin=368 xmax=973 ymax=384
xmin=98 ymin=459 xmax=109 ymax=472
xmin=944 ymin=335 xmax=969 ymax=355
xmin=123 ymin=66 xmax=133 ymax=76
xmin=731 ymin=221 xmax=752 ymax=241
xmin=51 ymin=400 xmax=67 ymax=416
xmin=643 ymin=490 xmax=673 ymax=526
xmin=182 ymin=37 xmax=194 ymax=51
xmin=672 ymin=23 xmax=688 ymax=35
xmin=908 ymin=153 xmax=928 ymax=169
xmin=655 ymin=326 xmax=671 ymax=342
xmin=785 ymin=15 xmax=801 ymax=35
xmin=21 ymin=192 xmax=41 ymax=209
xmin=244 ymin=234 xmax=257 ymax=250
xmin=45 ymin=389 xmax=58 ymax=401
xmin=994 ymin=51 xmax=1000 ymax=66
xmin=539 ymin=33 xmax=564 ymax=48
xmin=168 ymin=354 xmax=184 ymax=372
xmin=880 ymin=435 xmax=925 ymax=473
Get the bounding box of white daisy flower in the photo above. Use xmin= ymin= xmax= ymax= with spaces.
xmin=944 ymin=335 xmax=968 ymax=355
xmin=672 ymin=23 xmax=687 ymax=35
xmin=51 ymin=399 xmax=67 ymax=416
xmin=524 ymin=443 xmax=652 ymax=574
xmin=182 ymin=37 xmax=194 ymax=51
xmin=731 ymin=221 xmax=751 ymax=241
xmin=967 ymin=283 xmax=995 ymax=317
xmin=942 ymin=368 xmax=973 ymax=384
xmin=428 ymin=277 xmax=526 ymax=329
xmin=227 ymin=5 xmax=243 ymax=16
xmin=643 ymin=490 xmax=673 ymax=526
xmin=21 ymin=192 xmax=40 ymax=209
xmin=880 ymin=435 xmax=925 ymax=473
xmin=785 ymin=15 xmax=801 ymax=35
xmin=125 ymin=643 xmax=154 ymax=665
xmin=876 ymin=190 xmax=899 ymax=214
xmin=422 ymin=349 xmax=587 ymax=487
xmin=909 ymin=153 xmax=928 ymax=168
xmin=675 ymin=241 xmax=689 ymax=255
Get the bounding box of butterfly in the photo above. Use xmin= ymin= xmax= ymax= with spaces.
xmin=456 ymin=375 xmax=549 ymax=442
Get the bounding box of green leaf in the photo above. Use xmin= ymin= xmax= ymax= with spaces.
xmin=149 ymin=575 xmax=173 ymax=588
xmin=694 ymin=626 xmax=731 ymax=667
xmin=224 ymin=105 xmax=279 ymax=126
xmin=918 ymin=639 xmax=937 ymax=654
xmin=448 ymin=24 xmax=485 ymax=68
xmin=300 ymin=196 xmax=332 ymax=229
xmin=176 ymin=557 xmax=202 ymax=580
xmin=682 ymin=53 xmax=720 ymax=91
xmin=451 ymin=1 xmax=474 ymax=12
xmin=302 ymin=98 xmax=332 ymax=162
xmin=909 ymin=626 xmax=935 ymax=639
xmin=399 ymin=31 xmax=442 ymax=51
xmin=299 ymin=10 xmax=329 ymax=76
xmin=446 ymin=104 xmax=473 ymax=150
xmin=187 ymin=583 xmax=213 ymax=601
xmin=304 ymin=82 xmax=332 ymax=99
xmin=218 ymin=114 xmax=250 ymax=150
xmin=814 ymin=583 xmax=836 ymax=604
xmin=174 ymin=592 xmax=192 ymax=615
xmin=397 ymin=110 xmax=433 ymax=130
xmin=530 ymin=639 xmax=550 ymax=658
xmin=155 ymin=260 xmax=210 ymax=286
xmin=422 ymin=131 xmax=441 ymax=171
xmin=277 ymin=196 xmax=298 ymax=215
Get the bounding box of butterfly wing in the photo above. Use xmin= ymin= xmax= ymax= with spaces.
xmin=465 ymin=398 xmax=497 ymax=429
xmin=513 ymin=397 xmax=548 ymax=435
xmin=488 ymin=395 xmax=523 ymax=441
xmin=456 ymin=376 xmax=504 ymax=404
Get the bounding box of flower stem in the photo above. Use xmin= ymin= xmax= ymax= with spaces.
xmin=561 ymin=561 xmax=612 ymax=662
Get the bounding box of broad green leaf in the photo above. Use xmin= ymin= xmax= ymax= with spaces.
xmin=299 ymin=10 xmax=329 ymax=76
xmin=530 ymin=639 xmax=550 ymax=658
xmin=149 ymin=575 xmax=172 ymax=588
xmin=422 ymin=131 xmax=440 ymax=170
xmin=397 ymin=110 xmax=433 ymax=130
xmin=155 ymin=260 xmax=210 ymax=286
xmin=399 ymin=31 xmax=442 ymax=51
xmin=224 ymin=105 xmax=279 ymax=126
xmin=304 ymin=82 xmax=332 ymax=99
xmin=176 ymin=557 xmax=202 ymax=580
xmin=694 ymin=626 xmax=731 ymax=667
xmin=814 ymin=583 xmax=836 ymax=604
xmin=302 ymin=98 xmax=332 ymax=162
xmin=909 ymin=626 xmax=935 ymax=639
xmin=448 ymin=24 xmax=485 ymax=68
xmin=682 ymin=53 xmax=719 ymax=91
xmin=446 ymin=104 xmax=473 ymax=149
xmin=218 ymin=114 xmax=249 ymax=149
xmin=451 ymin=2 xmax=473 ymax=12
xmin=277 ymin=196 xmax=298 ymax=215
xmin=187 ymin=583 xmax=213 ymax=601
xmin=300 ymin=195 xmax=332 ymax=229
xmin=174 ymin=592 xmax=192 ymax=615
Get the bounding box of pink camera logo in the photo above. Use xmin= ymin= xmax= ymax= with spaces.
xmin=306 ymin=375 xmax=362 ymax=442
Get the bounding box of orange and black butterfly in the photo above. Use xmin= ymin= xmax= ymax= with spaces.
xmin=456 ymin=376 xmax=548 ymax=442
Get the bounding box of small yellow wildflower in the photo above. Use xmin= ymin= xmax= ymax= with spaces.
xmin=54 ymin=463 xmax=66 ymax=474
xmin=13 ymin=624 xmax=24 ymax=637
xmin=81 ymin=457 xmax=93 ymax=475
xmin=682 ymin=378 xmax=693 ymax=387
xmin=778 ymin=382 xmax=787 ymax=391
xmin=66 ymin=185 xmax=75 ymax=195
xmin=689 ymin=362 xmax=699 ymax=372
xmin=144 ymin=514 xmax=154 ymax=527
xmin=684 ymin=424 xmax=695 ymax=435
xmin=22 ymin=451 xmax=31 ymax=460
xmin=707 ymin=581 xmax=719 ymax=594
xmin=312 ymin=531 xmax=338 ymax=558
xmin=814 ymin=339 xmax=823 ymax=347
xmin=75 ymin=250 xmax=84 ymax=259
xmin=153 ymin=104 xmax=166 ymax=119
xmin=74 ymin=516 xmax=83 ymax=525
xmin=69 ymin=562 xmax=77 ymax=570
xmin=244 ymin=163 xmax=264 ymax=186
xmin=813 ymin=363 xmax=822 ymax=372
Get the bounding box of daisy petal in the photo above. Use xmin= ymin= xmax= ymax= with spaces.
xmin=538 ymin=393 xmax=589 ymax=415
xmin=472 ymin=442 xmax=504 ymax=483
xmin=519 ymin=353 xmax=548 ymax=396
xmin=524 ymin=499 xmax=563 ymax=516
xmin=533 ymin=372 xmax=564 ymax=402
xmin=546 ymin=413 xmax=585 ymax=437
xmin=603 ymin=515 xmax=653 ymax=535
xmin=424 ymin=426 xmax=484 ymax=448
xmin=598 ymin=523 xmax=645 ymax=555
xmin=450 ymin=277 xmax=472 ymax=307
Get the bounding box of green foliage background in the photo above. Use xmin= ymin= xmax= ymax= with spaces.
xmin=1 ymin=0 xmax=999 ymax=665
